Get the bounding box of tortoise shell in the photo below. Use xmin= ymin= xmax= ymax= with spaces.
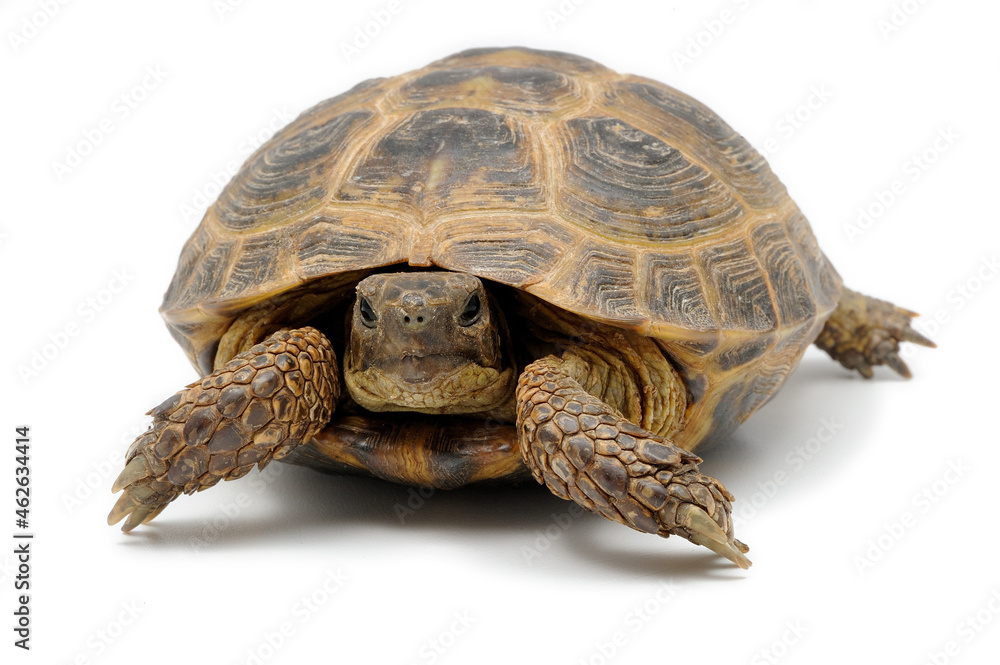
xmin=161 ymin=47 xmax=842 ymax=450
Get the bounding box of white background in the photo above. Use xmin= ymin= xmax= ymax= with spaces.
xmin=3 ymin=1 xmax=999 ymax=663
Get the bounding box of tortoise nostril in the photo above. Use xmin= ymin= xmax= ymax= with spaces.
xmin=404 ymin=316 xmax=411 ymax=324
xmin=417 ymin=316 xmax=424 ymax=323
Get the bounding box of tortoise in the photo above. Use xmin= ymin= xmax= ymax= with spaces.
xmin=108 ymin=47 xmax=934 ymax=568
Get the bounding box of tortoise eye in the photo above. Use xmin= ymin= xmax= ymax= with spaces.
xmin=458 ymin=293 xmax=482 ymax=326
xmin=359 ymin=296 xmax=378 ymax=328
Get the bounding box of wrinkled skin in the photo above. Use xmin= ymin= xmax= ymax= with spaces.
xmin=338 ymin=272 xmax=749 ymax=567
xmin=110 ymin=271 xmax=932 ymax=570
xmin=343 ymin=272 xmax=517 ymax=415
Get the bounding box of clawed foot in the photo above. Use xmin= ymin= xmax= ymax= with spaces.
xmin=658 ymin=469 xmax=750 ymax=569
xmin=108 ymin=422 xmax=185 ymax=532
xmin=816 ymin=287 xmax=936 ymax=379
xmin=107 ymin=380 xmax=282 ymax=533
xmin=517 ymin=360 xmax=751 ymax=569
xmin=108 ymin=327 xmax=337 ymax=532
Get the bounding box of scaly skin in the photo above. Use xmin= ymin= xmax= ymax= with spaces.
xmin=108 ymin=327 xmax=338 ymax=532
xmin=815 ymin=287 xmax=936 ymax=378
xmin=516 ymin=356 xmax=751 ymax=569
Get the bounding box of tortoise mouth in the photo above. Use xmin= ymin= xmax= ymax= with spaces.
xmin=344 ymin=355 xmax=516 ymax=415
xmin=382 ymin=354 xmax=470 ymax=384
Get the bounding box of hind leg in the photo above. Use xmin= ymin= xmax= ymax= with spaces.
xmin=815 ymin=287 xmax=936 ymax=378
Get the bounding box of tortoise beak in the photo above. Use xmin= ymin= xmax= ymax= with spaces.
xmin=387 ymin=354 xmax=468 ymax=384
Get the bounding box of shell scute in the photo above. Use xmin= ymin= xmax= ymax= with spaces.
xmin=161 ymin=47 xmax=842 ymax=449
xmin=556 ymin=116 xmax=744 ymax=243
xmin=336 ymin=107 xmax=543 ymax=215
xmin=217 ymin=109 xmax=375 ymax=232
xmin=397 ymin=65 xmax=580 ymax=116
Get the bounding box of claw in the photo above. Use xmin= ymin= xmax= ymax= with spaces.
xmin=884 ymin=352 xmax=911 ymax=379
xmin=817 ymin=288 xmax=936 ymax=378
xmin=901 ymin=326 xmax=936 ymax=348
xmin=677 ymin=503 xmax=752 ymax=569
xmin=107 ymin=485 xmax=155 ymax=526
xmin=141 ymin=503 xmax=169 ymax=525
xmin=122 ymin=505 xmax=155 ymax=533
xmin=112 ymin=456 xmax=150 ymax=493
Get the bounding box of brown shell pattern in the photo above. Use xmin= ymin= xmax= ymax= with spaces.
xmin=161 ymin=47 xmax=842 ymax=448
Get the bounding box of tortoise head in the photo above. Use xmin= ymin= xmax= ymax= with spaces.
xmin=343 ymin=272 xmax=516 ymax=414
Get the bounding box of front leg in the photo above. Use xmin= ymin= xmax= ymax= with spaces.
xmin=517 ymin=356 xmax=751 ymax=569
xmin=108 ymin=327 xmax=338 ymax=531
